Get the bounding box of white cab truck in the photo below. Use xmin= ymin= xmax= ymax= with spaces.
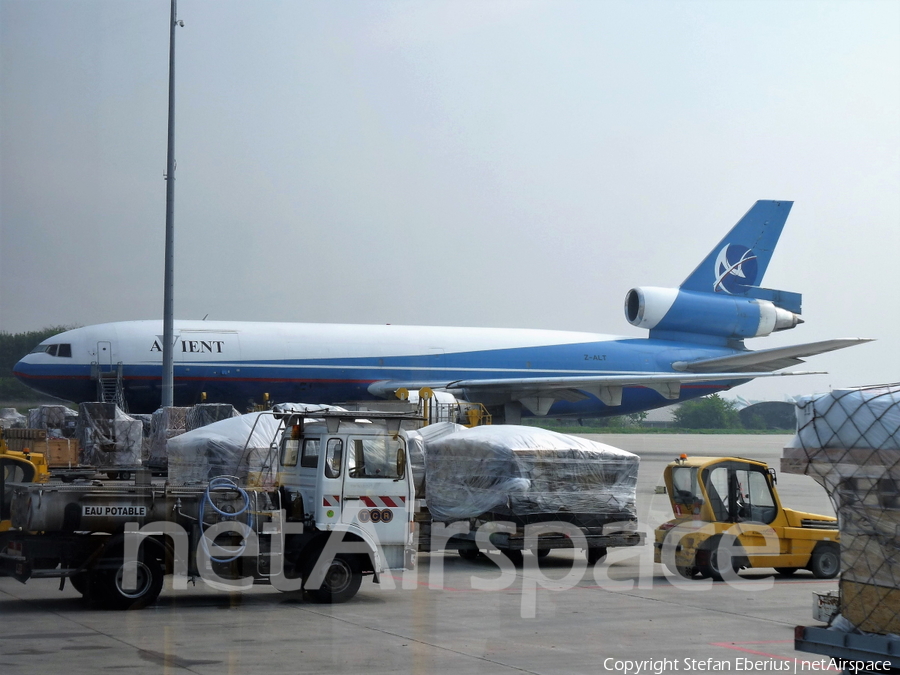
xmin=0 ymin=409 xmax=418 ymax=609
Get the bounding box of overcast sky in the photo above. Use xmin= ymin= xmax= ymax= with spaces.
xmin=1 ymin=0 xmax=898 ymax=402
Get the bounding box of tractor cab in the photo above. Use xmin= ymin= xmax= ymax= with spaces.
xmin=654 ymin=454 xmax=840 ymax=580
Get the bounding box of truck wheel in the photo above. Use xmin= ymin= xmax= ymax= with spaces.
xmin=305 ymin=554 xmax=362 ymax=604
xmin=91 ymin=552 xmax=163 ymax=610
xmin=533 ymin=548 xmax=551 ymax=559
xmin=808 ymin=543 xmax=840 ymax=579
xmin=499 ymin=548 xmax=523 ymax=566
xmin=698 ymin=535 xmax=741 ymax=581
xmin=69 ymin=573 xmax=89 ymax=596
xmin=458 ymin=548 xmax=481 ymax=561
xmin=587 ymin=547 xmax=608 ymax=565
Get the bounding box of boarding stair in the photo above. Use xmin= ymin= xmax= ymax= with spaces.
xmin=92 ymin=362 xmax=127 ymax=411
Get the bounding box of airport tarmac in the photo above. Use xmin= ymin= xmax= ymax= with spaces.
xmin=0 ymin=434 xmax=840 ymax=675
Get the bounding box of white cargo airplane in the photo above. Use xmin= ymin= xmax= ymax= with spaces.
xmin=14 ymin=201 xmax=871 ymax=419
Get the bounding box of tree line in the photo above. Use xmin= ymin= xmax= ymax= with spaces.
xmin=0 ymin=327 xmax=72 ymax=402
xmin=531 ymin=394 xmax=795 ymax=431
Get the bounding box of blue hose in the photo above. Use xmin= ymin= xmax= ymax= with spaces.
xmin=199 ymin=476 xmax=254 ymax=564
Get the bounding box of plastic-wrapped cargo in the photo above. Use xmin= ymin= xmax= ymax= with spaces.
xmin=167 ymin=404 xmax=350 ymax=484
xmin=147 ymin=407 xmax=189 ymax=469
xmin=422 ymin=425 xmax=639 ymax=525
xmin=782 ymin=384 xmax=900 ymax=636
xmin=405 ymin=422 xmax=465 ymax=497
xmin=129 ymin=413 xmax=154 ymax=461
xmin=186 ymin=404 xmax=239 ymax=431
xmin=167 ymin=411 xmax=283 ymax=484
xmin=77 ymin=402 xmax=143 ymax=468
xmin=0 ymin=408 xmax=26 ymax=429
xmin=27 ymin=405 xmax=73 ymax=430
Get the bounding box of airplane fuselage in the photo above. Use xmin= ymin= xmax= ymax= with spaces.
xmin=13 ymin=320 xmax=741 ymax=415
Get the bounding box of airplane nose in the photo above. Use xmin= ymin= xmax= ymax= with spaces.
xmin=12 ymin=356 xmax=32 ymax=381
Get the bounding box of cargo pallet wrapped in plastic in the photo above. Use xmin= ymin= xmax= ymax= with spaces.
xmin=167 ymin=411 xmax=282 ymax=485
xmin=419 ymin=424 xmax=639 ymax=526
xmin=129 ymin=413 xmax=153 ymax=462
xmin=782 ymin=384 xmax=900 ymax=636
xmin=186 ymin=404 xmax=239 ymax=431
xmin=147 ymin=407 xmax=189 ymax=470
xmin=77 ymin=402 xmax=143 ymax=469
xmin=0 ymin=408 xmax=26 ymax=429
xmin=27 ymin=405 xmax=72 ymax=430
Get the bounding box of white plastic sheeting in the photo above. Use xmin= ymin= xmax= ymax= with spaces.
xmin=782 ymin=384 xmax=900 ymax=635
xmin=0 ymin=408 xmax=26 ymax=429
xmin=422 ymin=424 xmax=639 ymax=524
xmin=27 ymin=405 xmax=74 ymax=430
xmin=167 ymin=411 xmax=283 ymax=484
xmin=186 ymin=404 xmax=239 ymax=431
xmin=788 ymin=384 xmax=900 ymax=451
xmin=129 ymin=413 xmax=153 ymax=461
xmin=406 ymin=422 xmax=465 ymax=496
xmin=148 ymin=407 xmax=189 ymax=468
xmin=77 ymin=402 xmax=142 ymax=468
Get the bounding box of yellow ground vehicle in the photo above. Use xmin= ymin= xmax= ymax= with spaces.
xmin=653 ymin=455 xmax=840 ymax=580
xmin=1 ymin=433 xmax=50 ymax=532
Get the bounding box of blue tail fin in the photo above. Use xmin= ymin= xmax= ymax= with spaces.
xmin=680 ymin=200 xmax=793 ymax=296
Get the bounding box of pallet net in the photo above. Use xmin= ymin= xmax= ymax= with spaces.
xmin=782 ymin=384 xmax=900 ymax=635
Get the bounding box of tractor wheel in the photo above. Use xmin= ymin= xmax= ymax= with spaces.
xmin=665 ymin=563 xmax=700 ymax=579
xmin=697 ymin=535 xmax=742 ymax=581
xmin=808 ymin=542 xmax=840 ymax=579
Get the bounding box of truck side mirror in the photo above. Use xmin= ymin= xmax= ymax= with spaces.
xmin=395 ymin=449 xmax=406 ymax=480
xmin=768 ymin=467 xmax=777 ymax=485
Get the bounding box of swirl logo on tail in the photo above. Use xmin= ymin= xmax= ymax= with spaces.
xmin=714 ymin=244 xmax=758 ymax=294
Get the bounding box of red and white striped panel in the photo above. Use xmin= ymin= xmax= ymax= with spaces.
xmin=360 ymin=495 xmax=406 ymax=509
xmin=322 ymin=495 xmax=341 ymax=508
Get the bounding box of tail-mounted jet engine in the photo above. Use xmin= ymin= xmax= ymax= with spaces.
xmin=624 ymin=286 xmax=802 ymax=340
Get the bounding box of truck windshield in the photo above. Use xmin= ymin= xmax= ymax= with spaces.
xmin=704 ymin=464 xmax=777 ymax=523
xmin=671 ymin=466 xmax=703 ymax=513
xmin=348 ymin=437 xmax=405 ymax=479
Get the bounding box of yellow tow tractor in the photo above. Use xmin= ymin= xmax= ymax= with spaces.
xmin=653 ymin=454 xmax=840 ymax=580
xmin=1 ymin=431 xmax=50 ymax=532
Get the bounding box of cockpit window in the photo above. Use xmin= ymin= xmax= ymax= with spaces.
xmin=28 ymin=343 xmax=72 ymax=357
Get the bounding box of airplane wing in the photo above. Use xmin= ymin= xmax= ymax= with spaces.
xmin=671 ymin=338 xmax=874 ymax=373
xmin=368 ymin=370 xmax=823 ymax=416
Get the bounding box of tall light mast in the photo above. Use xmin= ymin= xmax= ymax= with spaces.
xmin=161 ymin=0 xmax=181 ymax=408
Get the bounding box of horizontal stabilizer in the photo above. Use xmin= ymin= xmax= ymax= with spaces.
xmin=744 ymin=287 xmax=802 ymax=314
xmin=671 ymin=338 xmax=874 ymax=373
